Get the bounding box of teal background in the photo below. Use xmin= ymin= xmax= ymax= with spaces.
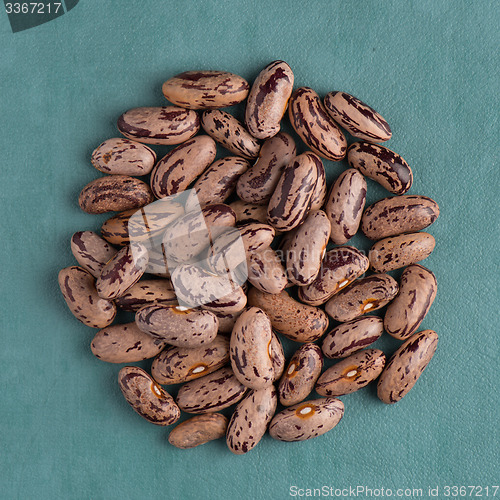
xmin=1 ymin=1 xmax=498 ymax=499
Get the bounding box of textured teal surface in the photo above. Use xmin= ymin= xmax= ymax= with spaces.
xmin=0 ymin=1 xmax=499 ymax=499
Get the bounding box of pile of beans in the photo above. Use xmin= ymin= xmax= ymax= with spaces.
xmin=59 ymin=61 xmax=440 ymax=452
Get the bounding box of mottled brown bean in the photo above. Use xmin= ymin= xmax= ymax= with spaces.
xmin=91 ymin=138 xmax=157 ymax=176
xmin=315 ymin=349 xmax=386 ymax=396
xmin=269 ymin=398 xmax=344 ymax=442
xmin=247 ymin=288 xmax=329 ymax=343
xmin=226 ymin=386 xmax=277 ymax=454
xmin=201 ymin=110 xmax=260 ymax=160
xmin=230 ymin=200 xmax=269 ymax=225
xmin=162 ymin=70 xmax=249 ymax=109
xmin=58 ymin=266 xmax=116 ymax=328
xmin=384 ymin=264 xmax=437 ymax=340
xmin=91 ymin=322 xmax=165 ymax=363
xmin=324 ymin=91 xmax=392 ymax=142
xmin=151 ymin=336 xmax=230 ymax=385
xmin=322 ymin=316 xmax=384 ymax=359
xmin=325 ymin=274 xmax=399 ymax=322
xmin=309 ymin=157 xmax=327 ymax=211
xmin=279 ymin=344 xmax=323 ymax=406
xmin=247 ymin=247 xmax=288 ymax=294
xmin=298 ymin=247 xmax=370 ymax=306
xmin=201 ymin=286 xmax=247 ymax=314
xmin=78 ymin=175 xmax=154 ymax=214
xmin=325 ymin=169 xmax=367 ymax=245
xmin=169 ymin=414 xmax=229 ymax=449
xmin=361 ymin=195 xmax=440 ymax=240
xmin=377 ymin=330 xmax=438 ymax=404
xmin=245 ymin=60 xmax=294 ymax=139
xmin=270 ymin=332 xmax=285 ymax=381
xmin=369 ymin=232 xmax=436 ymax=272
xmin=71 ymin=231 xmax=117 ymax=278
xmin=118 ymin=106 xmax=200 ymax=145
xmin=118 ymin=366 xmax=180 ymax=425
xmin=114 ymin=279 xmax=177 ymax=311
xmin=348 ymin=142 xmax=413 ymax=195
xmin=288 ymin=87 xmax=347 ymax=161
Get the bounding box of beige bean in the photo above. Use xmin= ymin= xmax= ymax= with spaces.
xmin=288 ymin=87 xmax=347 ymax=161
xmin=168 ymin=414 xmax=229 ymax=449
xmin=325 ymin=169 xmax=367 ymax=245
xmin=78 ymin=175 xmax=154 ymax=214
xmin=118 ymin=366 xmax=180 ymax=425
xmin=325 ymin=274 xmax=399 ymax=322
xmin=71 ymin=231 xmax=117 ymax=278
xmin=324 ymin=91 xmax=392 ymax=142
xmin=384 ymin=264 xmax=437 ymax=340
xmin=226 ymin=386 xmax=277 ymax=454
xmin=309 ymin=156 xmax=327 ymax=211
xmin=135 ymin=304 xmax=218 ymax=347
xmin=91 ymin=322 xmax=165 ymax=363
xmin=247 ymin=247 xmax=288 ymax=295
xmin=58 ymin=266 xmax=116 ymax=328
xmin=247 ymin=288 xmax=329 ymax=343
xmin=151 ymin=336 xmax=230 ymax=385
xmin=117 ymin=106 xmax=200 ymax=145
xmin=230 ymin=200 xmax=269 ymax=225
xmin=245 ymin=60 xmax=294 ymax=139
xmin=369 ymin=232 xmax=436 ymax=272
xmin=176 ymin=366 xmax=248 ymax=414
xmin=162 ymin=70 xmax=249 ymax=109
xmin=96 ymin=243 xmax=149 ymax=300
xmin=279 ymin=344 xmax=323 ymax=406
xmin=298 ymin=247 xmax=370 ymax=306
xmin=201 ymin=110 xmax=260 ymax=159
xmin=236 ymin=132 xmax=296 ymax=204
xmin=361 ymin=195 xmax=440 ymax=240
xmin=114 ymin=279 xmax=177 ymax=311
xmin=91 ymin=138 xmax=156 ymax=176
xmin=315 ymin=349 xmax=386 ymax=396
xmin=377 ymin=330 xmax=438 ymax=404
xmin=201 ymin=286 xmax=247 ymax=315
xmin=269 ymin=398 xmax=344 ymax=442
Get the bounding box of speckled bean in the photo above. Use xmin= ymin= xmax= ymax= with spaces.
xmin=298 ymin=247 xmax=370 ymax=306
xmin=270 ymin=332 xmax=285 ymax=380
xmin=348 ymin=142 xmax=413 ymax=195
xmin=227 ymin=385 xmax=277 ymax=454
xmin=269 ymin=398 xmax=344 ymax=442
xmin=247 ymin=288 xmax=329 ymax=343
xmin=230 ymin=200 xmax=269 ymax=225
xmin=162 ymin=70 xmax=249 ymax=109
xmin=114 ymin=279 xmax=177 ymax=311
xmin=322 ymin=316 xmax=384 ymax=359
xmin=91 ymin=138 xmax=157 ymax=176
xmin=361 ymin=195 xmax=440 ymax=240
xmin=96 ymin=243 xmax=149 ymax=300
xmin=201 ymin=110 xmax=260 ymax=159
xmin=279 ymin=344 xmax=323 ymax=406
xmin=288 ymin=87 xmax=347 ymax=161
xmin=245 ymin=60 xmax=294 ymax=139
xmin=71 ymin=231 xmax=117 ymax=278
xmin=78 ymin=175 xmax=154 ymax=214
xmin=101 ymin=210 xmax=133 ymax=246
xmin=135 ymin=304 xmax=218 ymax=347
xmin=117 ymin=106 xmax=200 ymax=145
xmin=247 ymin=247 xmax=288 ymax=294
xmin=201 ymin=286 xmax=247 ymax=314
xmin=369 ymin=232 xmax=436 ymax=272
xmin=150 ymin=135 xmax=217 ymax=198
xmin=309 ymin=156 xmax=327 ymax=211
xmin=384 ymin=264 xmax=437 ymax=340
xmin=91 ymin=322 xmax=165 ymax=363
xmin=315 ymin=349 xmax=386 ymax=396
xmin=325 ymin=169 xmax=367 ymax=245
xmin=286 ymin=210 xmax=331 ymax=286
xmin=325 ymin=274 xmax=399 ymax=322
xmin=118 ymin=366 xmax=180 ymax=425
xmin=377 ymin=329 xmax=438 ymax=404
xmin=236 ymin=133 xmax=296 ymax=204
xmin=230 ymin=307 xmax=274 ymax=389
xmin=151 ymin=336 xmax=230 ymax=385
xmin=58 ymin=266 xmax=116 ymax=328
xmin=324 ymin=91 xmax=392 ymax=142
xmin=176 ymin=366 xmax=248 ymax=414
xmin=168 ymin=413 xmax=229 ymax=449
xmin=267 ymin=152 xmax=320 ymax=231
